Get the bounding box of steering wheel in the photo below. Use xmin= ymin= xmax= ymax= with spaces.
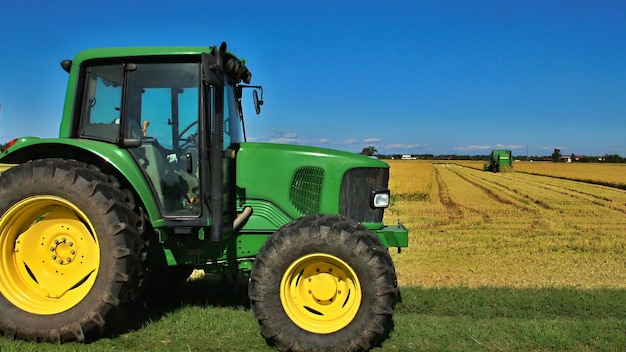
xmin=178 ymin=121 xmax=198 ymax=149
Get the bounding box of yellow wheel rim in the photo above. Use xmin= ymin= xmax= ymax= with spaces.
xmin=0 ymin=196 xmax=100 ymax=314
xmin=280 ymin=253 xmax=361 ymax=334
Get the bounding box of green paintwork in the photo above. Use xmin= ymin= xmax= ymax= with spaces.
xmin=1 ymin=137 xmax=409 ymax=269
xmin=236 ymin=141 xmax=387 ymax=220
xmin=375 ymin=222 xmax=410 ymax=248
xmin=483 ymin=149 xmax=514 ymax=172
xmin=0 ymin=137 xmax=162 ymax=223
xmin=491 ymin=150 xmax=513 ymax=166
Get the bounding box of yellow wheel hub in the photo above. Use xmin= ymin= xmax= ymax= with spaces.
xmin=0 ymin=196 xmax=100 ymax=314
xmin=280 ymin=253 xmax=361 ymax=334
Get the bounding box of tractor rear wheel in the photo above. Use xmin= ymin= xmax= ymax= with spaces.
xmin=249 ymin=214 xmax=398 ymax=351
xmin=0 ymin=159 xmax=142 ymax=342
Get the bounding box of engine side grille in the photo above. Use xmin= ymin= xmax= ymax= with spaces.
xmin=340 ymin=168 xmax=388 ymax=223
xmin=290 ymin=166 xmax=325 ymax=216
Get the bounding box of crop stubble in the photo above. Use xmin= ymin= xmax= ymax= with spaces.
xmin=385 ymin=160 xmax=626 ymax=289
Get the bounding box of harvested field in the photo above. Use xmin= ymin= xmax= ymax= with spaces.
xmin=385 ymin=160 xmax=626 ymax=289
xmin=457 ymin=160 xmax=626 ymax=189
xmin=0 ymin=163 xmax=13 ymax=174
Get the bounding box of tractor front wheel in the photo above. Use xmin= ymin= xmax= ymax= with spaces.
xmin=0 ymin=159 xmax=142 ymax=342
xmin=249 ymin=214 xmax=398 ymax=351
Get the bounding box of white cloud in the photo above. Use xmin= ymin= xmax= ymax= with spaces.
xmin=269 ymin=137 xmax=303 ymax=144
xmin=363 ymin=138 xmax=381 ymax=143
xmin=540 ymin=146 xmax=562 ymax=150
xmin=342 ymin=138 xmax=358 ymax=145
xmin=493 ymin=144 xmax=525 ymax=150
xmin=384 ymin=143 xmax=429 ymax=150
xmin=453 ymin=145 xmax=492 ymax=152
xmin=269 ymin=130 xmax=304 ymax=144
xmin=454 ymin=144 xmax=527 ymax=152
xmin=318 ymin=138 xmax=329 ymax=144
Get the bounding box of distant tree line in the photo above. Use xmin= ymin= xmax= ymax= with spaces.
xmin=378 ymin=154 xmax=625 ymax=163
xmin=363 ymin=146 xmax=626 ymax=163
xmin=360 ymin=146 xmax=378 ymax=157
xmin=550 ymin=148 xmax=625 ymax=163
xmin=377 ymin=154 xmax=490 ymax=161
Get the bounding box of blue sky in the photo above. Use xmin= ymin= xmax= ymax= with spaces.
xmin=1 ymin=0 xmax=625 ymax=156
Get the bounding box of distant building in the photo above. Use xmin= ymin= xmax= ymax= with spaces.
xmin=401 ymin=154 xmax=416 ymax=160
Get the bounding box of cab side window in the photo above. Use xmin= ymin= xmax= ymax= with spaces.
xmin=79 ymin=65 xmax=123 ymax=141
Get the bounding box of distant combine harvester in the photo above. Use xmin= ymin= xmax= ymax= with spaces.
xmin=483 ymin=149 xmax=513 ymax=173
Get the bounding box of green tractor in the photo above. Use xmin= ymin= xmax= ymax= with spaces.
xmin=0 ymin=42 xmax=408 ymax=350
xmin=483 ymin=149 xmax=513 ymax=173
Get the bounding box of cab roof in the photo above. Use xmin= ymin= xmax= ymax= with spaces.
xmin=71 ymin=46 xmax=215 ymax=64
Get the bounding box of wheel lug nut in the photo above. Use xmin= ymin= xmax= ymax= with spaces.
xmin=50 ymin=247 xmax=55 ymax=252
xmin=59 ymin=259 xmax=64 ymax=264
xmin=69 ymin=242 xmax=73 ymax=247
xmin=54 ymin=239 xmax=59 ymax=244
xmin=71 ymin=250 xmax=76 ymax=255
xmin=52 ymin=255 xmax=57 ymax=260
xmin=61 ymin=237 xmax=66 ymax=242
xmin=67 ymin=258 xmax=71 ymax=263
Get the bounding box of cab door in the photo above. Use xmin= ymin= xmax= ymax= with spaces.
xmin=123 ymin=62 xmax=203 ymax=218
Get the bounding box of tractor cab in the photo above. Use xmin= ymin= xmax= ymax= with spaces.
xmin=73 ymin=44 xmax=259 ymax=235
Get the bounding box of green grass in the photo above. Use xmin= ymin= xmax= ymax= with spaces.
xmin=1 ymin=277 xmax=624 ymax=351
xmin=391 ymin=287 xmax=626 ymax=351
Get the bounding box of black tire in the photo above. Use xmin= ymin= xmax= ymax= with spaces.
xmin=0 ymin=159 xmax=143 ymax=342
xmin=249 ymin=214 xmax=398 ymax=351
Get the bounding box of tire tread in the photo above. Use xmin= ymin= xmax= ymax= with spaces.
xmin=249 ymin=214 xmax=398 ymax=352
xmin=0 ymin=158 xmax=144 ymax=342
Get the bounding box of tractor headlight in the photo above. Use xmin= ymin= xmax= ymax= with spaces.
xmin=370 ymin=189 xmax=390 ymax=209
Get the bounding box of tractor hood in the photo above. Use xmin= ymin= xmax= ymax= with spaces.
xmin=236 ymin=142 xmax=390 ymax=231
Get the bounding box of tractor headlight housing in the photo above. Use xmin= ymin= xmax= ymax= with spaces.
xmin=370 ymin=189 xmax=390 ymax=209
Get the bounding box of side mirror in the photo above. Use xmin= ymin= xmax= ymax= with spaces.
xmin=253 ymin=88 xmax=264 ymax=115
xmin=60 ymin=60 xmax=72 ymax=73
